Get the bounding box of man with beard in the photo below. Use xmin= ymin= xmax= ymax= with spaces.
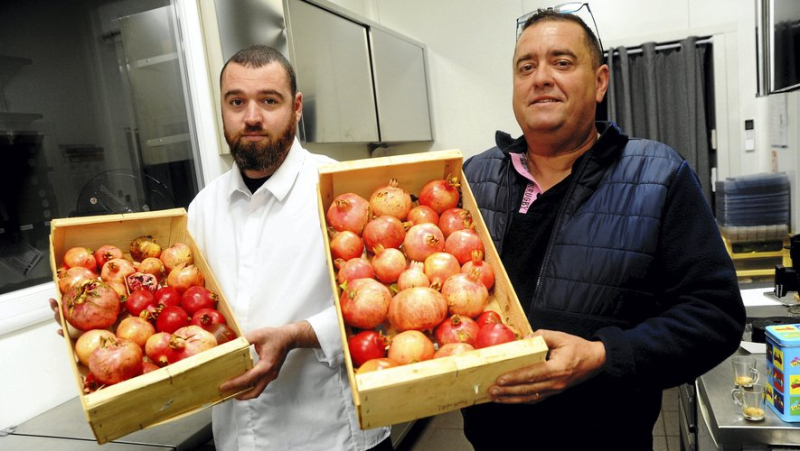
xmin=186 ymin=45 xmax=392 ymax=450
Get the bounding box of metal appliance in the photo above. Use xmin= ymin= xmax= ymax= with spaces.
xmin=774 ymin=234 xmax=800 ymax=297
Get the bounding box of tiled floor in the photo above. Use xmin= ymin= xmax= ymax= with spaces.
xmin=398 ymin=387 xmax=681 ymax=451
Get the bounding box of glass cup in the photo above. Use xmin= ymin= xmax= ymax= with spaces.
xmin=732 ymin=356 xmax=760 ymax=387
xmin=731 ymin=384 xmax=767 ymax=421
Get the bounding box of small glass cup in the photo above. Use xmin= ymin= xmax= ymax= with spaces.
xmin=731 ymin=384 xmax=767 ymax=421
xmin=732 ymin=356 xmax=759 ymax=388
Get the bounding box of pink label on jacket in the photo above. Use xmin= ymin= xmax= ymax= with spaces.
xmin=510 ymin=153 xmax=542 ymax=214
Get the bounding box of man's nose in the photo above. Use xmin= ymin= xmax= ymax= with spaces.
xmin=532 ymin=65 xmax=554 ymax=89
xmin=244 ymin=102 xmax=261 ymax=125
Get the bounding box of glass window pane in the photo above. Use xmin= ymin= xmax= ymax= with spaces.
xmin=0 ymin=0 xmax=202 ymax=295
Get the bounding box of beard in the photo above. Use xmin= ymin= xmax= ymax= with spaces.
xmin=225 ymin=116 xmax=296 ymax=173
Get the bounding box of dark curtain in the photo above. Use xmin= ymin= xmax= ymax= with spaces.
xmin=606 ymin=37 xmax=712 ymax=202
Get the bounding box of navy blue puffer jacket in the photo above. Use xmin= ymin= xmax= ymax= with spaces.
xmin=463 ymin=122 xmax=744 ymax=400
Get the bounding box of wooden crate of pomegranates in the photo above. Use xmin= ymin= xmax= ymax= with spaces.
xmin=49 ymin=208 xmax=253 ymax=444
xmin=316 ymin=149 xmax=548 ymax=429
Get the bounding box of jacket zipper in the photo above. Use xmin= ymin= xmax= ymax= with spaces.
xmin=531 ymin=149 xmax=594 ymax=307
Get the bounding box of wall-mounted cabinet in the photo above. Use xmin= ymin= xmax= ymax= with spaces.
xmin=200 ymin=0 xmax=433 ymax=149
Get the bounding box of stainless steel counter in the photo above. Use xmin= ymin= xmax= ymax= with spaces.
xmin=695 ymin=297 xmax=800 ymax=448
xmin=0 ymin=396 xmax=212 ymax=450
xmin=697 ymin=351 xmax=800 ymax=448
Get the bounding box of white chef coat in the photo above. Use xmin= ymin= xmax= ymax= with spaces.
xmin=188 ymin=139 xmax=389 ymax=450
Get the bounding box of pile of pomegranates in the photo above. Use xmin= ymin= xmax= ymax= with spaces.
xmin=57 ymin=236 xmax=237 ymax=393
xmin=326 ymin=177 xmax=520 ymax=374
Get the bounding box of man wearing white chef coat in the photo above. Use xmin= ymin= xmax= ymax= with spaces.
xmin=187 ymin=45 xmax=390 ymax=450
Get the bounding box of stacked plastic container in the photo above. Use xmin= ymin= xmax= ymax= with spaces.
xmin=716 ymin=173 xmax=790 ymax=242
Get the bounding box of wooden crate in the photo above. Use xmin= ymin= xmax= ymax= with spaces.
xmin=316 ymin=149 xmax=548 ymax=429
xmin=49 ymin=208 xmax=253 ymax=444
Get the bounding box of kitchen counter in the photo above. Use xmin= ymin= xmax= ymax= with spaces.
xmin=697 ymin=350 xmax=800 ymax=448
xmin=0 ymin=396 xmax=212 ymax=450
xmin=694 ymin=287 xmax=800 ymax=449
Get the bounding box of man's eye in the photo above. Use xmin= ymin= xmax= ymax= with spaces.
xmin=519 ymin=63 xmax=534 ymax=73
xmin=230 ymin=99 xmax=243 ymax=106
xmin=555 ymin=60 xmax=572 ymax=68
xmin=263 ymin=98 xmax=278 ymax=105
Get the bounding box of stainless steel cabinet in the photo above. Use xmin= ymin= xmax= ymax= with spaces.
xmin=286 ymin=0 xmax=379 ymax=142
xmin=371 ymin=28 xmax=432 ymax=142
xmin=205 ymin=0 xmax=433 ymax=145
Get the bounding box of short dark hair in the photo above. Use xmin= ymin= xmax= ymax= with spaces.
xmin=519 ymin=10 xmax=603 ymax=68
xmin=220 ymin=45 xmax=297 ymax=96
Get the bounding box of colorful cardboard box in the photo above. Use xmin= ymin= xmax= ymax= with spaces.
xmin=765 ymin=324 xmax=800 ymax=421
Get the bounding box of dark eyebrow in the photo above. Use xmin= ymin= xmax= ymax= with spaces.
xmin=514 ymin=47 xmax=579 ymax=67
xmin=223 ymin=89 xmax=286 ymax=101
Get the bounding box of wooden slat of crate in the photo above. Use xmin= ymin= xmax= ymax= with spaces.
xmin=50 ymin=208 xmax=253 ymax=444
xmin=316 ymin=150 xmax=548 ymax=429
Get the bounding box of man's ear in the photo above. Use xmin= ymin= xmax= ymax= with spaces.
xmin=294 ymin=92 xmax=303 ymax=123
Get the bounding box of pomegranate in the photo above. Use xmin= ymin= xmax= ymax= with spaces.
xmin=206 ymin=323 xmax=237 ymax=345
xmin=138 ymin=257 xmax=166 ymax=283
xmin=336 ymin=258 xmax=375 ymax=286
xmin=356 ymin=357 xmax=400 ymax=374
xmin=388 ymin=330 xmax=435 ymax=365
xmin=93 ymin=245 xmax=123 ymax=269
xmin=142 ymin=361 xmax=160 ymax=374
xmin=441 ymin=270 xmax=489 ymax=318
xmin=403 ymin=223 xmax=445 ymax=262
xmin=130 ymin=235 xmax=161 ymax=262
xmin=61 ymin=280 xmax=121 ymax=331
xmin=445 ymin=227 xmax=485 ymax=265
xmin=340 ymin=278 xmax=392 ymax=329
xmin=166 ymin=264 xmax=205 ymax=293
xmin=407 ymin=205 xmax=439 ymax=226
xmin=88 ymin=336 xmax=143 ymax=385
xmin=397 ymin=261 xmax=430 ymax=291
xmin=434 ymin=343 xmax=475 ymax=358
xmin=116 ymin=316 xmax=156 ymax=349
xmin=462 ymin=250 xmax=495 ymax=290
xmin=107 ymin=280 xmax=128 ymax=298
xmin=369 ymin=179 xmax=412 ymax=220
xmin=348 ymin=330 xmax=388 ymax=367
xmin=63 ymin=246 xmax=98 ymax=272
xmin=423 ymin=252 xmax=461 ymax=290
xmin=439 ymin=208 xmax=473 ymax=238
xmin=475 ymin=322 xmax=517 ymax=349
xmin=167 ymin=325 xmax=218 ymax=363
xmin=159 ymin=242 xmax=193 ymax=273
xmin=75 ymin=329 xmax=116 ymax=366
xmin=181 ymin=286 xmax=218 ymax=315
xmin=190 ymin=307 xmax=227 ymax=329
xmin=476 ymin=310 xmax=503 ymax=328
xmin=371 ymin=245 xmax=407 ymax=284
xmin=145 ymin=332 xmax=172 ymax=366
xmin=126 ymin=272 xmax=159 ymax=294
xmin=156 ymin=305 xmax=190 ymax=333
xmin=329 ymin=230 xmax=365 ymax=261
xmin=434 ymin=314 xmax=480 ymax=346
xmin=362 ymin=215 xmax=406 ymax=252
xmin=58 ymin=266 xmax=97 ymax=294
xmin=100 ymin=258 xmax=136 ymax=285
xmin=126 ymin=288 xmax=156 ymax=316
xmin=418 ymin=176 xmax=460 ymax=214
xmin=153 ymin=286 xmax=182 ymax=308
xmin=387 ymin=287 xmax=448 ymax=332
xmin=326 ymin=193 xmax=371 ymax=235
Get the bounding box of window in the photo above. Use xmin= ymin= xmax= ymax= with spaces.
xmin=0 ymin=0 xmax=202 ymax=296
